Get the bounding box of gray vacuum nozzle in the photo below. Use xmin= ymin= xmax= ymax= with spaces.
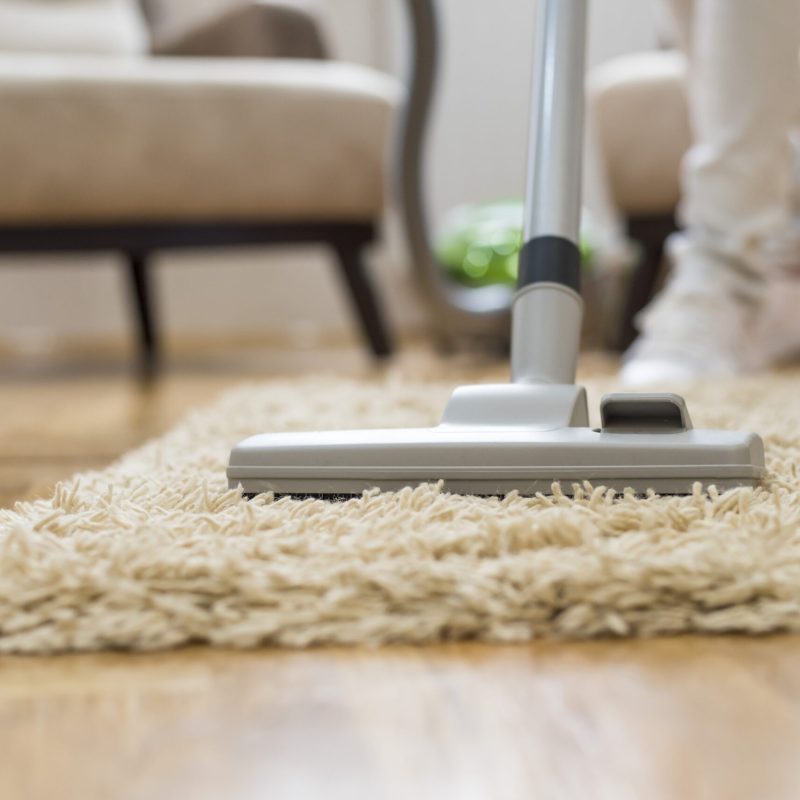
xmin=226 ymin=0 xmax=765 ymax=500
xmin=227 ymin=385 xmax=765 ymax=498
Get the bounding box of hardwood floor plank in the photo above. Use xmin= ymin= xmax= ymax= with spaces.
xmin=1 ymin=346 xmax=798 ymax=798
xmin=1 ymin=641 xmax=800 ymax=800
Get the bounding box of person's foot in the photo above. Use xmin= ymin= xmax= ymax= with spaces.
xmin=620 ymin=280 xmax=758 ymax=388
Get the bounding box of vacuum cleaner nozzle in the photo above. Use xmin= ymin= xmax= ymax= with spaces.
xmin=227 ymin=384 xmax=765 ymax=497
xmin=226 ymin=0 xmax=765 ymax=501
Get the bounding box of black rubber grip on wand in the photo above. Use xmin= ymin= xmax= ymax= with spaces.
xmin=517 ymin=235 xmax=581 ymax=293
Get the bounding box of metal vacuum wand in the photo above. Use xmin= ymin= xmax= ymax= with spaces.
xmin=512 ymin=0 xmax=587 ymax=385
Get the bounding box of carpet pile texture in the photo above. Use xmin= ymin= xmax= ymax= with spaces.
xmin=2 ymin=360 xmax=800 ymax=654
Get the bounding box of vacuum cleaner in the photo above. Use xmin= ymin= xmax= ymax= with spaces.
xmin=227 ymin=0 xmax=765 ymax=497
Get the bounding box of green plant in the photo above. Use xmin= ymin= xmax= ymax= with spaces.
xmin=436 ymin=200 xmax=593 ymax=287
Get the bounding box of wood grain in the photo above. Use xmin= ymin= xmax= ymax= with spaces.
xmin=2 ymin=640 xmax=800 ymax=800
xmin=2 ymin=348 xmax=799 ymax=799
xmin=0 ymin=343 xmax=371 ymax=508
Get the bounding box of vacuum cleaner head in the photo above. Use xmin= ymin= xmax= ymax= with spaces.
xmin=227 ymin=384 xmax=765 ymax=497
xmin=227 ymin=0 xmax=765 ymax=501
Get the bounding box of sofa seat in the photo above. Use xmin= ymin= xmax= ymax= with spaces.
xmin=0 ymin=55 xmax=401 ymax=224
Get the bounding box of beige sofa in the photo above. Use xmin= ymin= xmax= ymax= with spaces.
xmin=0 ymin=0 xmax=401 ymax=370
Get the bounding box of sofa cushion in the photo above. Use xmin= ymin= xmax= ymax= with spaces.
xmin=0 ymin=54 xmax=401 ymax=223
xmin=148 ymin=0 xmax=328 ymax=60
xmin=0 ymin=0 xmax=148 ymax=55
xmin=587 ymin=51 xmax=690 ymax=216
xmin=141 ymin=0 xmax=239 ymax=44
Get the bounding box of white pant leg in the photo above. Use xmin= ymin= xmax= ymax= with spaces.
xmin=666 ymin=0 xmax=800 ymax=299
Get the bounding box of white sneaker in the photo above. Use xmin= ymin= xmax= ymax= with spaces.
xmin=620 ymin=283 xmax=757 ymax=388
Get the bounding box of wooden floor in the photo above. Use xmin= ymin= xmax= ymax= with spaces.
xmin=2 ymin=345 xmax=800 ymax=800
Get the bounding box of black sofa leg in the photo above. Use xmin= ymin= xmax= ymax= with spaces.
xmin=125 ymin=251 xmax=158 ymax=376
xmin=617 ymin=215 xmax=678 ymax=351
xmin=334 ymin=245 xmax=393 ymax=358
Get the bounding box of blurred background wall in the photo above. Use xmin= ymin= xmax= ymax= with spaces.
xmin=0 ymin=0 xmax=662 ymax=353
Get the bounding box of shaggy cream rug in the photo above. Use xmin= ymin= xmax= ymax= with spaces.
xmin=2 ymin=357 xmax=800 ymax=654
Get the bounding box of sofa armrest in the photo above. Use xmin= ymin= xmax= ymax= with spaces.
xmin=150 ymin=1 xmax=328 ymax=60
